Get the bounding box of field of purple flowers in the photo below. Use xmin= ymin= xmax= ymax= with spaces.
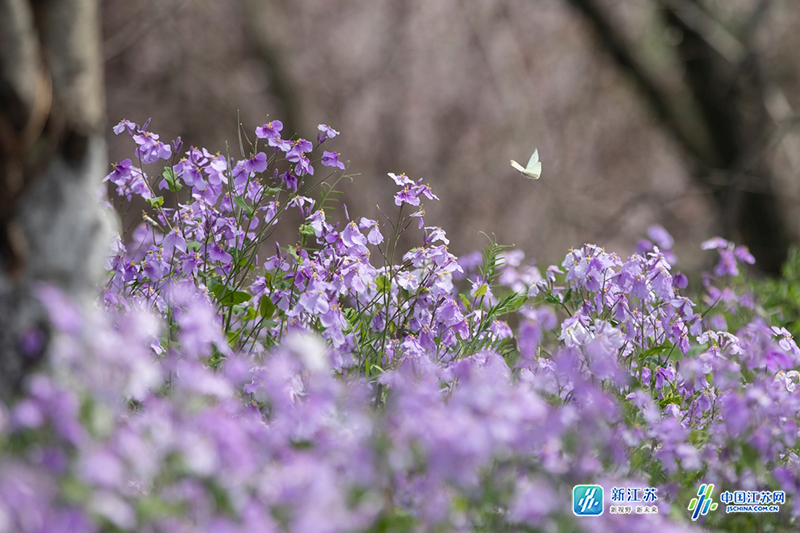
xmin=1 ymin=118 xmax=798 ymax=532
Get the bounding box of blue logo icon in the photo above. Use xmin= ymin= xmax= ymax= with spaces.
xmin=573 ymin=485 xmax=604 ymax=516
xmin=688 ymin=484 xmax=718 ymax=520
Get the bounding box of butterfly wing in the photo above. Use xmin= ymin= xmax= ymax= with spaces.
xmin=511 ymin=150 xmax=542 ymax=179
xmin=525 ymin=149 xmax=539 ymax=169
xmin=525 ymin=161 xmax=542 ymax=179
xmin=524 ymin=149 xmax=542 ymax=179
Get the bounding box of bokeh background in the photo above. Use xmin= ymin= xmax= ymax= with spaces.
xmin=101 ymin=0 xmax=800 ymax=274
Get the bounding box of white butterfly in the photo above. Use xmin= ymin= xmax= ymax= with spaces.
xmin=510 ymin=149 xmax=542 ymax=179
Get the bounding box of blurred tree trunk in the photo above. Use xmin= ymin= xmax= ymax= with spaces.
xmin=0 ymin=0 xmax=113 ymax=399
xmin=566 ymin=0 xmax=790 ymax=275
xmin=240 ymin=0 xmax=302 ymax=138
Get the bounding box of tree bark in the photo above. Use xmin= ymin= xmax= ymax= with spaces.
xmin=662 ymin=1 xmax=789 ymax=275
xmin=0 ymin=0 xmax=113 ymax=400
xmin=566 ymin=0 xmax=790 ymax=274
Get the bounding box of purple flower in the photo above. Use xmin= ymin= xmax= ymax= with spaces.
xmin=145 ymin=140 xmax=172 ymax=164
xmin=317 ymin=124 xmax=340 ymax=143
xmin=714 ymin=248 xmax=739 ymax=277
xmin=424 ymin=226 xmax=449 ymax=245
xmin=174 ymin=158 xmax=207 ymax=191
xmin=414 ymin=181 xmax=439 ymax=202
xmin=112 ymin=119 xmax=137 ymax=135
xmin=294 ymin=155 xmax=315 ymax=176
xmin=281 ymin=169 xmax=299 ymax=192
xmin=133 ymin=131 xmax=172 ymax=164
xmin=12 ymin=399 xmax=44 ymax=428
xmin=142 ymin=248 xmax=169 ymax=280
xmin=359 ymin=218 xmax=384 ymax=245
xmin=701 ymin=237 xmax=729 ymax=250
xmin=18 ymin=327 xmax=46 ymax=357
xmin=394 ymin=184 xmax=420 ymax=206
xmin=181 ymin=251 xmax=202 ymax=276
xmin=559 ymin=314 xmax=590 ymax=347
xmin=647 ymin=225 xmax=674 ymax=250
xmin=734 ymin=245 xmax=756 ymax=265
xmin=764 ymin=349 xmax=793 ymax=373
xmin=584 ymin=321 xmax=625 ymax=382
xmin=163 ymin=227 xmax=187 ymax=254
xmin=342 ymin=221 xmax=368 ymax=253
xmin=207 ymin=156 xmax=228 ymax=185
xmin=78 ymin=449 xmax=124 ymax=488
xmin=93 ymin=117 xmax=800 ymax=533
xmin=208 ymin=244 xmax=233 ymax=265
xmin=104 ymin=159 xmax=133 ymax=186
xmin=298 ymin=284 xmax=331 ymax=315
xmin=321 ymin=151 xmax=345 ymax=169
xmin=172 ymin=136 xmax=183 ymax=154
xmin=286 ymin=139 xmax=313 ymax=163
xmin=251 ymin=276 xmax=269 ymax=297
xmin=245 ymin=152 xmax=267 ymax=174
xmin=721 ymin=393 xmax=749 ymax=436
xmin=178 ymin=297 xmax=226 ymax=359
xmin=255 ymin=120 xmax=283 ymax=140
xmin=388 ymin=172 xmax=414 ymax=186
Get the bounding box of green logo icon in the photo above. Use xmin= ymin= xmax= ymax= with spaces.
xmin=688 ymin=484 xmax=718 ymax=520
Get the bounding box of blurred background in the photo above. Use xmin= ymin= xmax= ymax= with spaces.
xmin=101 ymin=0 xmax=800 ymax=275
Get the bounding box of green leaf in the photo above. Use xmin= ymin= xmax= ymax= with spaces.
xmin=207 ymin=277 xmax=221 ymax=292
xmin=459 ymin=293 xmax=472 ymax=310
xmin=137 ymin=495 xmax=179 ymax=520
xmin=630 ymin=447 xmax=650 ymax=472
xmin=234 ymin=196 xmax=255 ymax=218
xmin=186 ymin=241 xmax=202 ymax=252
xmin=639 ymin=344 xmax=669 ymax=360
xmin=226 ymin=329 xmax=242 ymax=344
xmin=299 ymin=223 xmax=316 ymax=236
xmin=162 ymin=167 xmax=182 ymax=192
xmin=495 ymin=292 xmax=526 ymax=314
xmin=223 ymin=291 xmax=251 ymax=307
xmin=544 ymin=293 xmax=561 ymax=305
xmin=376 ymin=276 xmax=391 ymax=294
xmin=212 ymin=284 xmax=252 ymax=306
xmin=233 ymin=196 xmax=248 ymax=210
xmin=211 ymin=283 xmax=225 ymax=299
xmin=61 ymin=477 xmax=91 ymax=504
xmin=146 ymin=196 xmax=164 ymax=208
xmin=259 ymin=295 xmax=275 ymax=320
xmin=474 ymin=284 xmax=488 ymax=299
xmin=658 ymin=393 xmax=681 ymax=409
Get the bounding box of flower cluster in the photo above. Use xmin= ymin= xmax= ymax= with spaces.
xmin=0 ymin=117 xmax=798 ymax=532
